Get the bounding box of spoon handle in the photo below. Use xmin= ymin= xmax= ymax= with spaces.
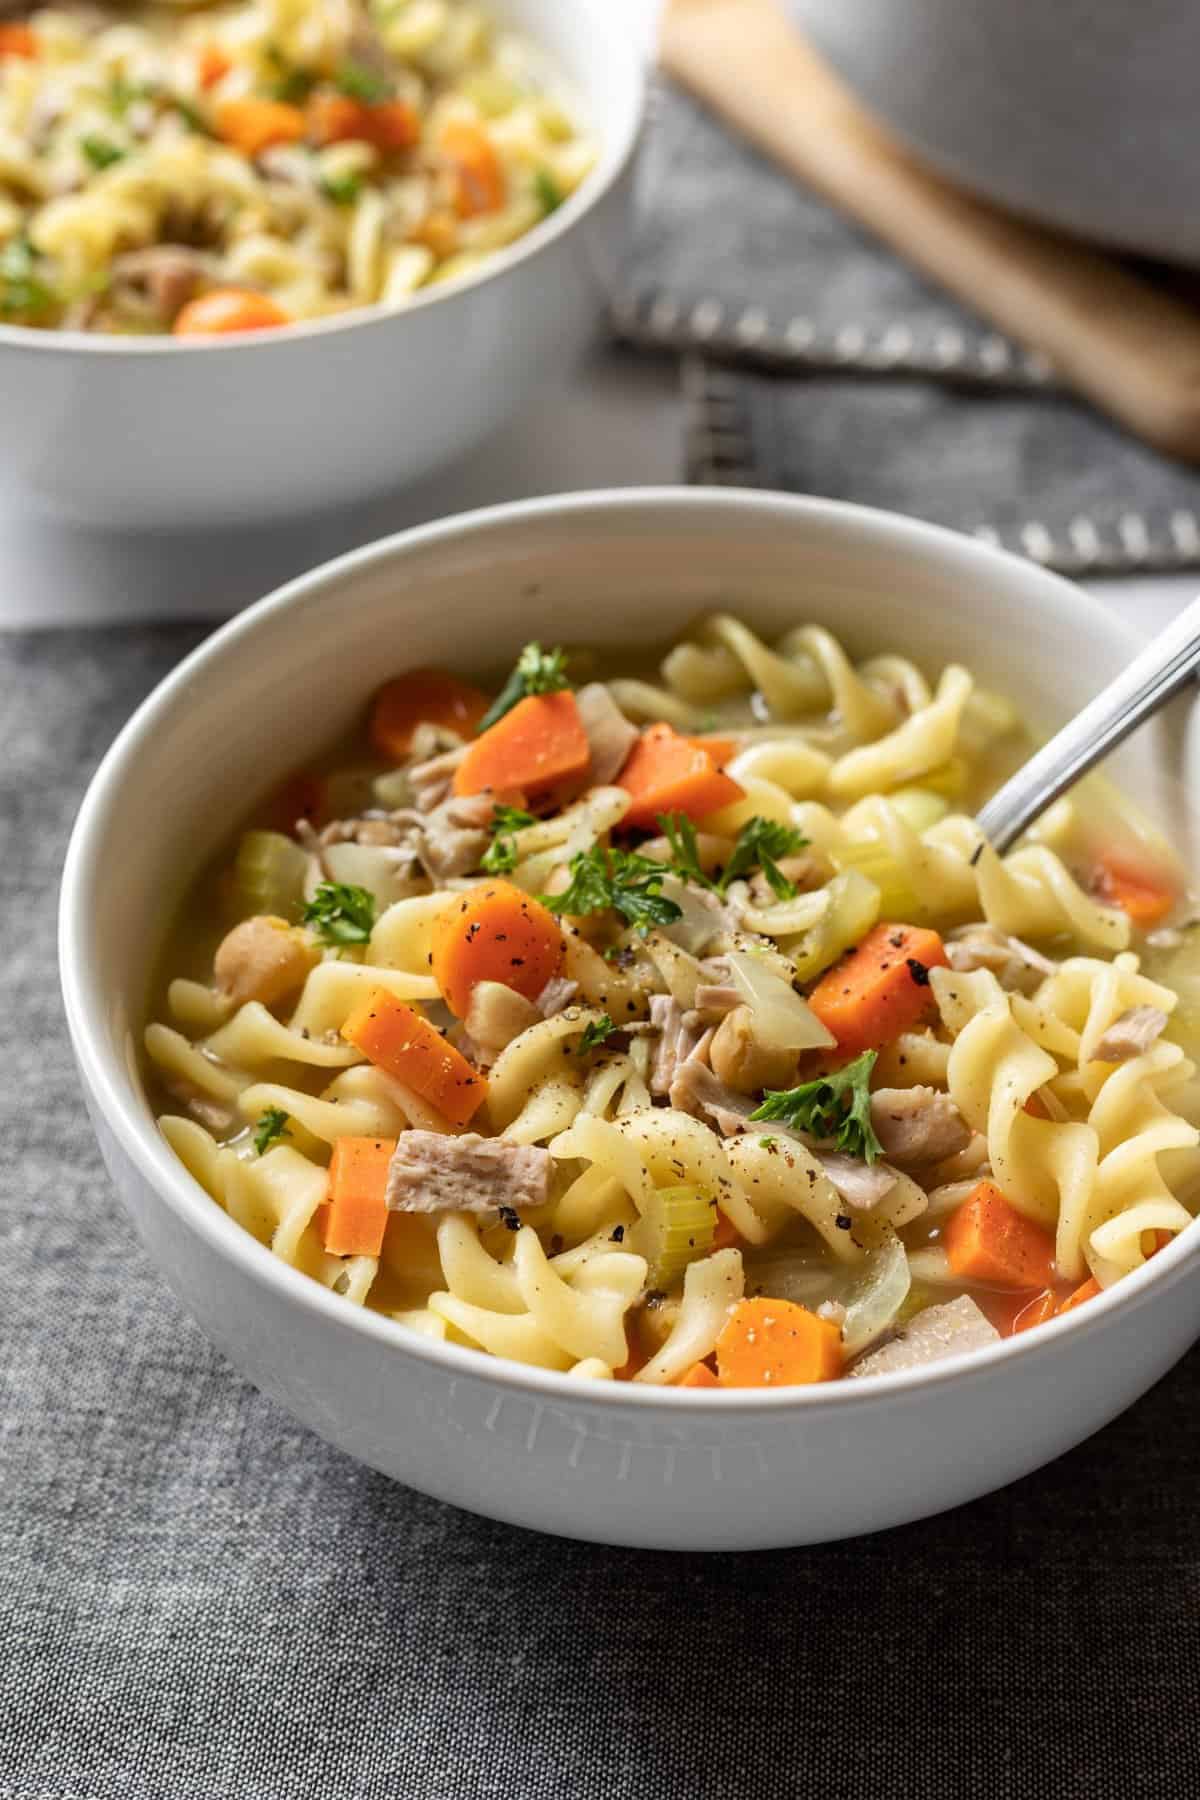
xmin=975 ymin=596 xmax=1200 ymax=854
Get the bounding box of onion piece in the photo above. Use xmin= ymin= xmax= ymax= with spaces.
xmin=319 ymin=842 xmax=416 ymax=909
xmin=726 ymin=948 xmax=835 ymax=1051
xmin=840 ymin=1231 xmax=911 ymax=1355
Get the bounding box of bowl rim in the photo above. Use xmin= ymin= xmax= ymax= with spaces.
xmin=58 ymin=484 xmax=1200 ymax=1413
xmin=0 ymin=0 xmax=644 ymax=359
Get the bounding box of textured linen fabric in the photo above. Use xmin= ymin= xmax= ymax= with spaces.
xmin=617 ymin=82 xmax=1200 ymax=573
xmin=5 ymin=627 xmax=1200 ymax=1799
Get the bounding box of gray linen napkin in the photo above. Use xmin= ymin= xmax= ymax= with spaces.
xmin=617 ymin=83 xmax=1200 ymax=573
xmin=5 ymin=626 xmax=1200 ymax=1797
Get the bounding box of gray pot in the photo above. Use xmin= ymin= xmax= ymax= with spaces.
xmin=788 ymin=0 xmax=1200 ymax=264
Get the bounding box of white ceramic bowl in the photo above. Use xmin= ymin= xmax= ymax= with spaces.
xmin=789 ymin=0 xmax=1200 ymax=264
xmin=0 ymin=0 xmax=642 ymax=532
xmin=59 ymin=488 xmax=1200 ymax=1550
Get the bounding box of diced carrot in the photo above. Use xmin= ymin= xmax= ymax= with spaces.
xmin=261 ymin=769 xmax=324 ymax=833
xmin=369 ymin=669 xmax=490 ymax=760
xmin=679 ymin=1360 xmax=719 ymax=1388
xmin=944 ymin=1180 xmax=1057 ymax=1290
xmin=1058 ymin=1276 xmax=1101 ymax=1315
xmin=431 ymin=881 xmax=564 ymax=1017
xmin=712 ymin=1210 xmax=742 ymax=1252
xmin=215 ymin=97 xmax=306 ymax=156
xmin=807 ymin=921 xmax=947 ymax=1055
xmin=1093 ymin=853 xmax=1176 ymax=927
xmin=0 ymin=23 xmax=36 ymax=57
xmin=690 ymin=735 xmax=737 ymax=767
xmin=307 ymin=92 xmax=421 ymax=151
xmin=615 ymin=723 xmax=745 ymax=831
xmin=452 ymin=690 xmax=589 ymax=800
xmin=320 ymin=1136 xmax=395 ymax=1256
xmin=1147 ymin=1227 xmax=1175 ymax=1255
xmin=1023 ymin=1092 xmax=1050 ymax=1120
xmin=716 ymin=1297 xmax=842 ymax=1387
xmin=342 ymin=989 xmax=486 ymax=1126
xmin=174 ymin=288 xmax=292 ymax=336
xmin=197 ymin=43 xmax=232 ymax=89
xmin=1010 ymin=1288 xmax=1058 ymax=1335
xmin=440 ymin=120 xmax=506 ymax=216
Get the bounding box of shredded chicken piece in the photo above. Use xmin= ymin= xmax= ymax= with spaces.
xmin=320 ymin=813 xmax=411 ymax=848
xmin=668 ymin=1057 xmax=757 ymax=1136
xmin=463 ymin=981 xmax=540 ymax=1058
xmin=213 ymin=915 xmax=318 ymax=1009
xmin=648 ymin=995 xmax=705 ymax=1096
xmin=295 ymin=819 xmax=335 ymax=881
xmin=380 ymin=793 xmax=494 ymax=881
xmin=684 ymin=984 xmax=741 ymax=1031
xmin=817 ymin=1152 xmax=898 ymax=1211
xmin=849 ymin=1295 xmax=999 ymax=1378
xmin=869 ymin=1086 xmax=972 ymax=1169
xmin=408 ymin=743 xmax=469 ymax=812
xmin=110 ymin=247 xmax=215 ymax=322
xmin=945 ymin=924 xmax=1057 ymax=992
xmin=536 ymin=976 xmax=580 ymax=1017
xmin=166 ymin=1082 xmax=236 ymax=1136
xmin=385 ymin=1131 xmax=551 ymax=1214
xmin=1091 ymin=1005 xmax=1169 ymax=1063
xmin=575 ymin=683 xmax=639 ymax=786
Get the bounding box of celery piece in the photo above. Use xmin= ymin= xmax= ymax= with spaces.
xmin=630 ymin=1185 xmax=716 ymax=1287
xmin=831 ymin=839 xmax=921 ymax=921
xmin=231 ymin=830 xmax=309 ymax=923
xmin=790 ymin=869 xmax=881 ymax=982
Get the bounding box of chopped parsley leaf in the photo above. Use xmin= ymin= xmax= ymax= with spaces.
xmin=719 ymin=816 xmax=809 ymax=899
xmin=477 ymin=642 xmax=570 ymax=733
xmin=0 ymin=237 xmax=52 ymax=320
xmin=578 ymin=1013 xmax=615 ymax=1053
xmin=253 ymin=1107 xmax=291 ymax=1155
xmin=80 ymin=134 xmax=125 ymax=170
xmin=320 ymin=171 xmax=362 ymax=205
xmin=533 ymin=167 xmax=563 ymax=214
xmin=481 ymin=802 xmax=537 ymax=875
xmin=335 ymin=60 xmax=392 ymax=104
xmin=656 ymin=811 xmax=708 ymax=888
xmin=544 ymin=845 xmax=682 ymax=936
xmin=302 ymin=881 xmax=376 ymax=946
xmin=751 ymin=1050 xmax=883 ymax=1164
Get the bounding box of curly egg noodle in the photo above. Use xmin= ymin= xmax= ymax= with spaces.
xmin=146 ymin=616 xmax=1200 ymax=1387
xmin=0 ymin=0 xmax=593 ymax=333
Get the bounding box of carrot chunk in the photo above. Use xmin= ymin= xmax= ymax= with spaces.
xmin=1010 ymin=1288 xmax=1058 ymax=1335
xmin=215 ymin=97 xmax=306 ymax=156
xmin=320 ymin=1136 xmax=395 ymax=1256
xmin=431 ymin=881 xmax=564 ymax=1018
xmin=616 ymin=722 xmax=745 ymax=830
xmin=1058 ymin=1276 xmax=1101 ymax=1314
xmin=174 ymin=289 xmax=292 ymax=336
xmin=679 ymin=1361 xmax=719 ymax=1388
xmin=715 ymin=1297 xmax=843 ymax=1388
xmin=944 ymin=1180 xmax=1057 ymax=1289
xmin=0 ymin=23 xmax=36 ymax=57
xmin=369 ymin=670 xmax=490 ymax=760
xmin=1093 ymin=853 xmax=1176 ymax=926
xmin=342 ymin=989 xmax=486 ymax=1126
xmin=197 ymin=43 xmax=232 ymax=89
xmin=308 ymin=93 xmax=420 ymax=151
xmin=807 ymin=921 xmax=947 ymax=1054
xmin=452 ymin=690 xmax=589 ymax=800
xmin=440 ymin=120 xmax=506 ymax=216
xmin=711 ymin=1209 xmax=742 ymax=1252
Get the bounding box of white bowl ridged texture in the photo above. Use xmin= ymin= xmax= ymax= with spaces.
xmin=60 ymin=488 xmax=1200 ymax=1550
xmin=0 ymin=0 xmax=643 ymax=530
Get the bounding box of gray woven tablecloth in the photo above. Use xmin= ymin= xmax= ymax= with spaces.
xmin=617 ymin=82 xmax=1200 ymax=574
xmin=5 ymin=628 xmax=1200 ymax=1798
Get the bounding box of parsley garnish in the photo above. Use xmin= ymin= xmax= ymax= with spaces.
xmin=168 ymin=93 xmax=210 ymax=134
xmin=481 ymin=802 xmax=536 ymax=875
xmin=657 ymin=811 xmax=707 ymax=887
xmin=477 ymin=642 xmax=571 ymax=733
xmin=320 ymin=171 xmax=362 ymax=205
xmin=253 ymin=1107 xmax=290 ymax=1154
xmin=544 ymin=845 xmax=682 ymax=936
xmin=265 ymin=47 xmax=317 ymax=104
xmin=302 ymin=881 xmax=376 ymax=946
xmin=720 ymin=817 xmax=809 ymax=899
xmin=578 ymin=1013 xmax=615 ymax=1052
xmin=0 ymin=237 xmax=52 ymax=320
xmin=335 ymin=60 xmax=392 ymax=104
xmin=80 ymin=134 xmax=125 ymax=170
xmin=750 ymin=1050 xmax=883 ymax=1164
xmin=534 ymin=167 xmax=563 ymax=214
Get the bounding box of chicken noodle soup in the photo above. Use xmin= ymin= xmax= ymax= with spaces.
xmin=146 ymin=619 xmax=1200 ymax=1386
xmin=0 ymin=1 xmax=593 ymax=334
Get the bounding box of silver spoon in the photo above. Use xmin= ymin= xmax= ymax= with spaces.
xmin=975 ymin=596 xmax=1200 ymax=853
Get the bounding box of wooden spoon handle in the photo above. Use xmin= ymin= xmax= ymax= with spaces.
xmin=662 ymin=0 xmax=1200 ymax=464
